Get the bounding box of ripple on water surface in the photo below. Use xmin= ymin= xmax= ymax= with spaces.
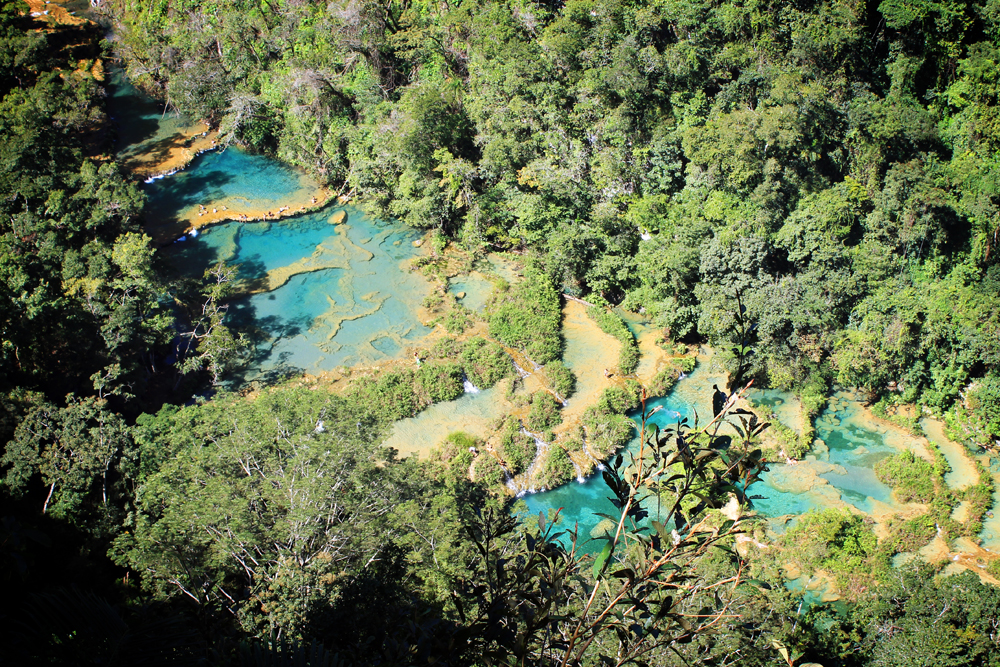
xmin=169 ymin=207 xmax=431 ymax=379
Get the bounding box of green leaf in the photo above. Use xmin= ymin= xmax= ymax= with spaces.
xmin=651 ymin=520 xmax=669 ymax=544
xmin=741 ymin=579 xmax=773 ymax=592
xmin=593 ymin=542 xmax=613 ymax=579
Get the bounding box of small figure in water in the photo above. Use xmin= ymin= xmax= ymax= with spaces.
xmin=712 ymin=384 xmax=727 ymax=417
xmin=603 ymin=368 xmax=611 ymax=378
xmin=414 ymin=352 xmax=421 ymax=367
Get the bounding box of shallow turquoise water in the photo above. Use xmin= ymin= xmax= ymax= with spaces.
xmin=750 ymin=482 xmax=823 ymax=520
xmin=747 ymin=393 xmax=897 ymax=518
xmin=448 ymin=274 xmax=493 ymax=313
xmin=980 ymin=456 xmax=1000 ymax=549
xmin=148 ymin=148 xmax=307 ymax=212
xmin=383 ymin=384 xmax=512 ymax=457
xmin=526 ymin=387 xmax=901 ymax=550
xmin=524 ymin=369 xmax=714 ymax=552
xmin=145 ymin=148 xmax=315 ymax=238
xmin=120 ymin=60 xmax=905 ymax=556
xmin=750 ymin=388 xmax=802 ymax=434
xmin=168 ymin=208 xmax=431 ymax=379
xmin=108 ymin=70 xmax=194 ymax=159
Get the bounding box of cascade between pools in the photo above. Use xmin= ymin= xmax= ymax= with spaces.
xmin=115 ymin=72 xmax=999 ymax=580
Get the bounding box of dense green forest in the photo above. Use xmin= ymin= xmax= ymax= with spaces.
xmin=108 ymin=0 xmax=1000 ymax=440
xmin=3 ymin=0 xmax=1000 ymax=664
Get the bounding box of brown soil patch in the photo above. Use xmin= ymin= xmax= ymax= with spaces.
xmin=125 ymin=127 xmax=222 ymax=183
xmin=145 ymin=183 xmax=334 ymax=244
xmin=25 ymin=0 xmax=88 ymax=27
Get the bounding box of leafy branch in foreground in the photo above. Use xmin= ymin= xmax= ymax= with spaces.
xmin=456 ymin=381 xmax=771 ymax=666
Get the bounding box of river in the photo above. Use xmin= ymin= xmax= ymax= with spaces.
xmin=112 ymin=71 xmax=999 ymax=582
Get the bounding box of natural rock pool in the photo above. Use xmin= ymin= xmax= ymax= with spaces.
xmin=165 ymin=208 xmax=432 ymax=379
xmin=115 ymin=73 xmax=997 ymax=578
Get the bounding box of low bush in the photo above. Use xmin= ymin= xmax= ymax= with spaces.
xmin=430 ymin=431 xmax=478 ymax=480
xmin=498 ymin=416 xmax=535 ymax=475
xmin=884 ymin=514 xmax=937 ymax=553
xmin=526 ymin=391 xmax=562 ymax=431
xmin=779 ymin=509 xmax=889 ymax=591
xmin=594 ymin=383 xmax=641 ymax=416
xmin=348 ymin=370 xmax=421 ymax=422
xmin=538 ymin=446 xmax=576 ymax=488
xmin=416 ymin=362 xmax=464 ymax=403
xmin=648 ymin=367 xmax=678 ymax=397
xmin=443 ymin=309 xmax=471 ymax=334
xmin=544 ymin=360 xmax=576 ymax=398
xmin=474 ymin=452 xmax=505 ymax=487
xmin=874 ymin=450 xmax=937 ymax=503
xmin=487 ymin=268 xmax=562 ymax=364
xmin=461 ymin=337 xmax=512 ymax=388
xmin=590 ymin=308 xmax=639 ymax=375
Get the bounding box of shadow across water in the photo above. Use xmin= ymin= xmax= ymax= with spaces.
xmin=165 ymin=206 xmax=432 ymax=382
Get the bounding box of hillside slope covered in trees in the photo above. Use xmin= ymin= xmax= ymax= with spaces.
xmin=3 ymin=0 xmax=1000 ymax=664
xmin=107 ymin=0 xmax=1000 ymax=440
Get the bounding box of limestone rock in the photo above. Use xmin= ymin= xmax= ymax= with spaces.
xmin=330 ymin=210 xmax=347 ymax=225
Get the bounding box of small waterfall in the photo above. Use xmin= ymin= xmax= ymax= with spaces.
xmin=570 ymin=457 xmax=586 ymax=484
xmin=144 ymin=168 xmax=181 ymax=183
xmin=580 ymin=433 xmax=606 ymax=471
xmin=505 ymin=475 xmax=526 ymax=497
xmin=527 ymin=357 xmax=542 ymax=372
xmin=522 ymin=427 xmax=550 ymax=484
xmin=513 ymin=361 xmax=530 ymax=378
xmin=463 ymin=377 xmax=480 ymax=394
